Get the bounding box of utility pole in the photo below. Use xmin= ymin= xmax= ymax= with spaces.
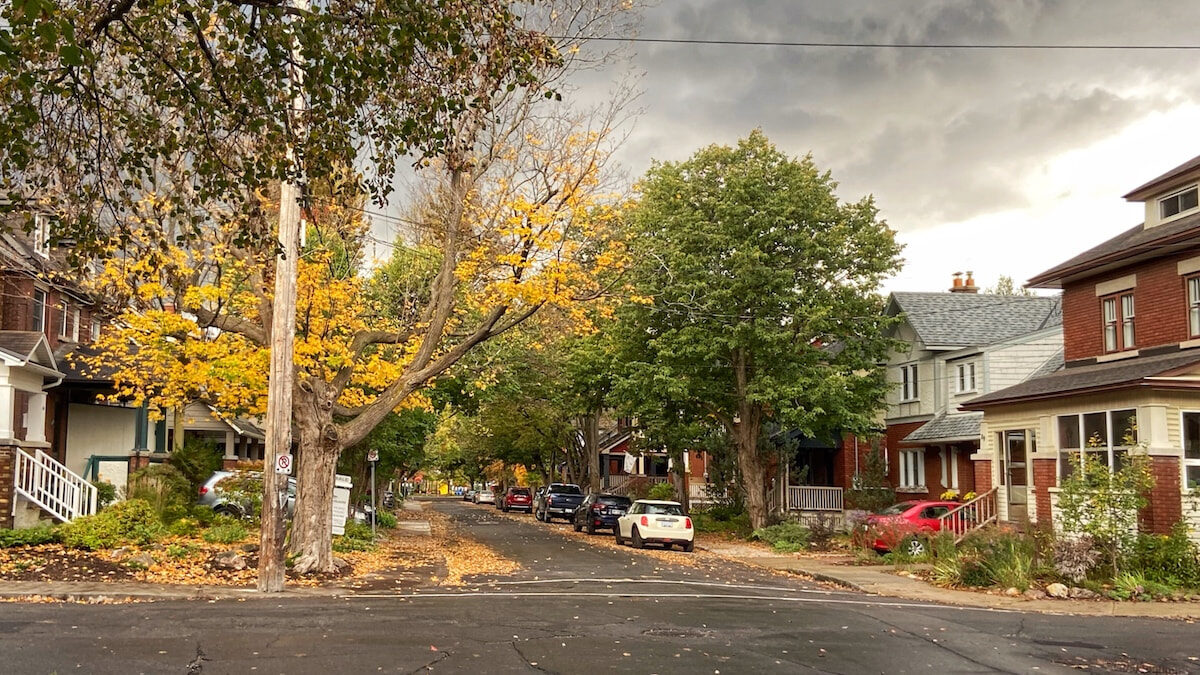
xmin=259 ymin=0 xmax=310 ymax=593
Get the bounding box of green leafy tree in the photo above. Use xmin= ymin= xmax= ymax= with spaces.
xmin=616 ymin=130 xmax=903 ymax=529
xmin=985 ymin=275 xmax=1035 ymax=296
xmin=338 ymin=408 xmax=435 ymax=503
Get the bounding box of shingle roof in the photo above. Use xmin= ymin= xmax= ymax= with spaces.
xmin=0 ymin=331 xmax=46 ymax=362
xmin=902 ymin=411 xmax=982 ymax=444
xmin=1026 ymin=213 xmax=1200 ymax=288
xmin=889 ymin=292 xmax=1062 ymax=348
xmin=1124 ymin=153 xmax=1200 ymax=199
xmin=965 ymin=349 xmax=1200 ymax=407
xmin=55 ymin=343 xmax=117 ymax=385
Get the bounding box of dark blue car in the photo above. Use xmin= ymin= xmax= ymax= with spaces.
xmin=572 ymin=494 xmax=633 ymax=535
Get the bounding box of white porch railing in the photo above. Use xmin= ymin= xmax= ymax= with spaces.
xmin=937 ymin=488 xmax=998 ymax=543
xmin=786 ymin=485 xmax=844 ymax=512
xmin=13 ymin=447 xmax=97 ymax=523
xmin=602 ymin=474 xmax=670 ymax=492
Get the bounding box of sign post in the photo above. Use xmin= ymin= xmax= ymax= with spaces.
xmin=367 ymin=449 xmax=379 ymax=536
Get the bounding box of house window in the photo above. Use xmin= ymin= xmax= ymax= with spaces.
xmin=71 ymin=307 xmax=80 ymax=342
xmin=1189 ymin=276 xmax=1200 ymax=337
xmin=899 ymin=364 xmax=919 ymax=402
xmin=32 ymin=213 xmax=50 ymax=257
xmin=955 ymin=362 xmax=976 ymax=393
xmin=31 ymin=289 xmax=46 ymax=333
xmin=1183 ymin=412 xmax=1200 ymax=491
xmin=91 ymin=316 xmax=101 ymax=343
xmin=1102 ymin=293 xmax=1135 ymax=352
xmin=1057 ymin=409 xmax=1137 ymax=478
xmin=899 ymin=449 xmax=925 ymax=489
xmin=58 ymin=300 xmax=69 ymax=338
xmin=940 ymin=447 xmax=960 ymax=489
xmin=1160 ymin=185 xmax=1199 ymax=220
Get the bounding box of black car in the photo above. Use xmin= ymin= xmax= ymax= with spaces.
xmin=572 ymin=494 xmax=632 ymax=534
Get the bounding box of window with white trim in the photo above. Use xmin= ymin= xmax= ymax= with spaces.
xmin=90 ymin=316 xmax=101 ymax=343
xmin=1182 ymin=412 xmax=1200 ymax=491
xmin=1057 ymin=409 xmax=1137 ymax=478
xmin=955 ymin=362 xmax=976 ymax=393
xmin=1188 ymin=276 xmax=1200 ymax=337
xmin=31 ymin=289 xmax=46 ymax=334
xmin=58 ymin=300 xmax=69 ymax=338
xmin=1160 ymin=185 xmax=1199 ymax=220
xmin=71 ymin=307 xmax=80 ymax=342
xmin=899 ymin=449 xmax=925 ymax=489
xmin=32 ymin=213 xmax=50 ymax=257
xmin=899 ymin=364 xmax=919 ymax=402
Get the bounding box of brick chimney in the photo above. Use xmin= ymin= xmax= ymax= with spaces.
xmin=949 ymin=271 xmax=980 ymax=294
xmin=950 ymin=271 xmax=964 ymax=292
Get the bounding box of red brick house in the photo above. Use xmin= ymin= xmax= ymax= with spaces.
xmin=966 ymin=155 xmax=1200 ymax=539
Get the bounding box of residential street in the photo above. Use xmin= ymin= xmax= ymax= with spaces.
xmin=0 ymin=498 xmax=1193 ymax=674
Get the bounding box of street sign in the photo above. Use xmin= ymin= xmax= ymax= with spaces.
xmin=367 ymin=449 xmax=379 ymax=463
xmin=274 ymin=453 xmax=293 ymax=475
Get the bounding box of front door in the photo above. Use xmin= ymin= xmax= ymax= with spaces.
xmin=1004 ymin=430 xmax=1028 ymax=518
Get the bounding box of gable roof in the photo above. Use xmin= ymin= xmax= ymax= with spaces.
xmin=1124 ymin=153 xmax=1200 ymax=201
xmin=888 ymin=292 xmax=1062 ymax=348
xmin=0 ymin=331 xmax=58 ymax=370
xmin=1026 ymin=212 xmax=1200 ymax=289
xmin=964 ymin=349 xmax=1200 ymax=407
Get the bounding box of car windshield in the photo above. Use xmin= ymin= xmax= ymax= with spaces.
xmin=878 ymin=501 xmax=919 ymax=515
xmin=598 ymin=496 xmax=631 ymax=506
xmin=549 ymin=484 xmax=582 ymax=495
xmin=642 ymin=503 xmax=683 ymax=516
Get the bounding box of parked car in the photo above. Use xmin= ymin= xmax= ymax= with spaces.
xmin=476 ymin=489 xmax=496 ymax=504
xmin=198 ymin=470 xmax=295 ymax=518
xmin=863 ymin=500 xmax=960 ymax=555
xmin=501 ymin=487 xmax=533 ymax=513
xmin=463 ymin=489 xmax=476 ymax=502
xmin=534 ymin=483 xmax=585 ymax=522
xmin=615 ymin=499 xmax=693 ymax=551
xmin=572 ymin=494 xmax=631 ymax=534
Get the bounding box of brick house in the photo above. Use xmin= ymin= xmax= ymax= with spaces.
xmin=882 ymin=281 xmax=1063 ymax=507
xmin=965 ymin=155 xmax=1200 ymax=540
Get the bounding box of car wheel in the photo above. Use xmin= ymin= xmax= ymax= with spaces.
xmin=903 ymin=535 xmax=928 ymax=558
xmin=573 ymin=517 xmax=582 ymax=532
xmin=535 ymin=508 xmax=543 ymax=522
xmin=214 ymin=505 xmax=241 ymax=519
xmin=614 ymin=527 xmax=623 ymax=546
xmin=683 ymin=540 xmax=695 ymax=553
xmin=586 ymin=520 xmax=596 ymax=536
xmin=631 ymin=527 xmax=645 ymax=549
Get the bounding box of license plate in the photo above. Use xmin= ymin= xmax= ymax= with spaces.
xmin=611 ymin=510 xmax=625 ymax=516
xmin=657 ymin=520 xmax=674 ymax=528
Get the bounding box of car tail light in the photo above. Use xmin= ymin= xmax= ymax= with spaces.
xmin=592 ymin=504 xmax=604 ymax=512
xmin=199 ymin=486 xmax=208 ymax=496
xmin=685 ymin=517 xmax=692 ymax=529
xmin=640 ymin=516 xmax=648 ymax=527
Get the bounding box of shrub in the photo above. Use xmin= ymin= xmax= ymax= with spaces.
xmin=844 ymin=449 xmax=895 ymax=513
xmin=0 ymin=525 xmax=59 ymax=548
xmin=167 ymin=517 xmax=202 ymax=537
xmin=752 ymin=522 xmax=811 ymax=552
xmin=342 ymin=521 xmax=374 ymax=542
xmin=375 ymin=510 xmax=398 ymax=529
xmin=59 ymin=499 xmax=164 ymax=550
xmin=1126 ymin=522 xmax=1200 ymax=588
xmin=213 ymin=471 xmax=264 ymax=518
xmin=167 ymin=439 xmax=222 ymax=491
xmin=1053 ymin=535 xmax=1102 ymax=583
xmin=126 ymin=463 xmax=192 ymax=519
xmin=961 ymin=529 xmax=1037 ymax=591
xmin=92 ymin=481 xmax=118 ymax=510
xmin=647 ymin=481 xmax=676 ymax=501
xmin=333 ymin=536 xmax=374 ymax=553
xmin=167 ymin=543 xmax=194 ymax=559
xmin=691 ymin=511 xmax=752 ymax=536
xmin=806 ymin=513 xmax=840 ymax=551
xmin=201 ymin=518 xmax=250 ymax=544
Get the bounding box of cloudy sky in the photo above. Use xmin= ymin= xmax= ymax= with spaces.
xmin=563 ymin=0 xmax=1200 ymax=293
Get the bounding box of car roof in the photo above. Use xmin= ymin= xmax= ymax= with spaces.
xmin=634 ymin=499 xmax=682 ymax=506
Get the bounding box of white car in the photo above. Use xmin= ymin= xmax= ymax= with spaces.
xmin=476 ymin=490 xmax=496 ymax=504
xmin=615 ymin=499 xmax=694 ymax=552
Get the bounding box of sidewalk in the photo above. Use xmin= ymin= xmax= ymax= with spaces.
xmin=699 ymin=539 xmax=1200 ymax=620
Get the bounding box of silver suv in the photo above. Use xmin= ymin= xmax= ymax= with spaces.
xmin=197 ymin=470 xmax=295 ymax=518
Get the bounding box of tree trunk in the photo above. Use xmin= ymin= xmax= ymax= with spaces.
xmin=173 ymin=407 xmax=185 ymax=451
xmin=288 ymin=381 xmax=342 ymax=575
xmin=736 ymin=419 xmax=768 ymax=529
xmin=582 ymin=413 xmax=601 ymax=493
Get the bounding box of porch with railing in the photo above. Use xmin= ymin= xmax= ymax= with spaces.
xmin=786 ymin=485 xmax=844 ymax=512
xmin=14 ymin=446 xmax=97 ymax=523
xmin=602 ymin=473 xmax=670 ymax=494
xmin=937 ymin=488 xmax=998 ymax=542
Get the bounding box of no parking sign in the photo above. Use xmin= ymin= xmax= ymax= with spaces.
xmin=275 ymin=453 xmax=293 ymax=475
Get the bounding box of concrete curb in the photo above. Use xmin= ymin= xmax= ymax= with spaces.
xmin=0 ymin=582 xmax=342 ymax=603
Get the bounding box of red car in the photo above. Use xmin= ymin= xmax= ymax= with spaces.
xmin=501 ymin=487 xmax=533 ymax=513
xmin=864 ymin=500 xmax=961 ymax=555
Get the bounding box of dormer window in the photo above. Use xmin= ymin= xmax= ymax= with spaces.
xmin=32 ymin=213 xmax=51 ymax=257
xmin=1159 ymin=185 xmax=1199 ymax=221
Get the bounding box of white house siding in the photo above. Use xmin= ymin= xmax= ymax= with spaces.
xmin=986 ymin=335 xmax=1063 ymax=393
xmin=64 ymin=402 xmax=138 ymax=478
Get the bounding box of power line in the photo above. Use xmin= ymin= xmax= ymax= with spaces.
xmin=566 ymin=35 xmax=1200 ymax=50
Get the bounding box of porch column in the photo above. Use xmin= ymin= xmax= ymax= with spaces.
xmin=224 ymin=430 xmax=237 ymax=462
xmin=0 ymin=383 xmax=16 ymax=441
xmin=25 ymin=391 xmax=47 ymax=444
xmin=132 ymin=401 xmax=149 ymax=453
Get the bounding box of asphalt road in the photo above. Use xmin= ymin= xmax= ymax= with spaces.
xmin=0 ymin=498 xmax=1198 ymax=674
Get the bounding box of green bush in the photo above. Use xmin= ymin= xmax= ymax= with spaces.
xmin=752 ymin=522 xmax=811 ymax=552
xmin=691 ymin=511 xmax=752 ymax=536
xmin=333 ymin=536 xmax=374 ymax=553
xmin=342 ymin=521 xmax=374 ymax=542
xmin=202 ymin=518 xmax=250 ymax=544
xmin=647 ymin=481 xmax=676 ymax=501
xmin=92 ymin=481 xmax=118 ymax=510
xmin=167 ymin=517 xmax=202 ymax=537
xmin=59 ymin=499 xmax=164 ymax=550
xmin=126 ymin=463 xmax=192 ymax=519
xmin=375 ymin=510 xmax=398 ymax=529
xmin=213 ymin=471 xmax=263 ymax=518
xmin=0 ymin=525 xmax=59 ymax=548
xmin=167 ymin=439 xmax=223 ymax=492
xmin=1127 ymin=522 xmax=1200 ymax=588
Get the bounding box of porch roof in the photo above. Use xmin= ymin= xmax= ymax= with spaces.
xmin=902 ymin=410 xmax=982 ymax=444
